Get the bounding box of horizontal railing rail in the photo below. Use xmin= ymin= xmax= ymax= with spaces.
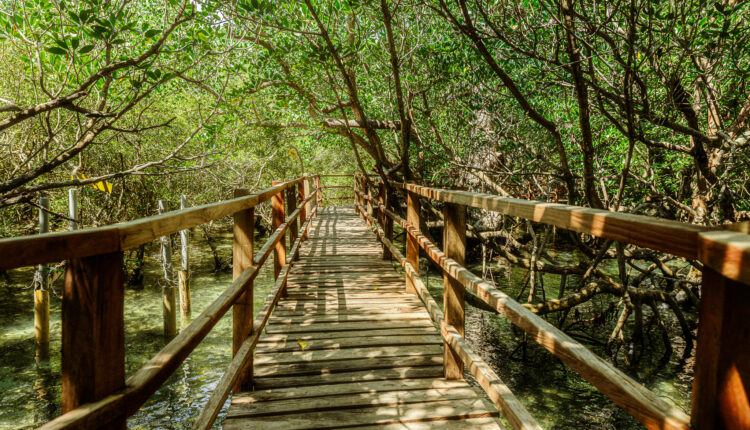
xmin=0 ymin=179 xmax=305 ymax=271
xmin=0 ymin=174 xmax=321 ymax=429
xmin=353 ymin=175 xmax=750 ymax=430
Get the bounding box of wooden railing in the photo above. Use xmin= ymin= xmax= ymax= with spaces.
xmin=352 ymin=174 xmax=750 ymax=430
xmin=0 ymin=174 xmax=321 ymax=429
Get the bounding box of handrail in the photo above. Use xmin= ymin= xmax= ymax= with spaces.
xmin=28 ymin=177 xmax=319 ymax=429
xmin=355 ymin=188 xmax=691 ymax=430
xmin=390 ymin=182 xmax=750 ymax=285
xmin=391 ymin=182 xmax=709 ymax=259
xmin=354 ymin=203 xmax=541 ymax=430
xmin=193 ymin=204 xmax=318 ymax=429
xmin=0 ymin=178 xmax=305 ymax=271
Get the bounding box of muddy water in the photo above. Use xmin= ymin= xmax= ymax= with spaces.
xmin=0 ymin=228 xmax=275 ymax=429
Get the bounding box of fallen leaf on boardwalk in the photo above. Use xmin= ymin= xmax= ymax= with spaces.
xmin=373 ymin=286 xmax=379 ymax=290
xmin=297 ymin=339 xmax=308 ymax=350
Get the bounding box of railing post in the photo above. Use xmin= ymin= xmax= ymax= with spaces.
xmin=179 ymin=195 xmax=191 ymax=319
xmin=691 ymin=265 xmax=750 ymax=429
xmin=299 ymin=176 xmax=307 ymax=242
xmin=286 ymin=185 xmax=299 ymax=254
xmin=405 ymin=187 xmax=420 ymax=295
xmin=35 ymin=197 xmax=50 ymax=359
xmin=158 ymin=200 xmax=177 ymax=337
xmin=316 ymin=175 xmax=322 ymax=210
xmin=272 ymin=181 xmax=287 ymax=293
xmin=232 ymin=188 xmax=254 ymax=392
xmin=62 ymin=251 xmax=126 ymax=429
xmin=443 ymin=202 xmax=466 ymax=380
xmin=365 ymin=180 xmax=374 ymax=227
xmin=379 ymin=182 xmax=393 ymax=260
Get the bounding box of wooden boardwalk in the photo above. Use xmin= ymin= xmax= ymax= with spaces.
xmin=224 ymin=207 xmax=503 ymax=429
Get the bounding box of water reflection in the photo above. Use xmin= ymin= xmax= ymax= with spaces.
xmin=0 ymin=229 xmax=275 ymax=429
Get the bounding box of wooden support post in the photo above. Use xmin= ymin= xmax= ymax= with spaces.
xmin=366 ymin=181 xmax=374 ymax=227
xmin=158 ymin=200 xmax=177 ymax=337
xmin=232 ymin=189 xmax=254 ymax=392
xmin=178 ymin=195 xmax=191 ymax=318
xmin=379 ymin=182 xmax=393 ymax=260
xmin=272 ymin=181 xmax=287 ymax=292
xmin=62 ymin=251 xmax=126 ymax=429
xmin=352 ymin=173 xmax=359 ymax=214
xmin=405 ymin=189 xmax=420 ymax=295
xmin=286 ymin=186 xmax=298 ymax=252
xmin=68 ymin=189 xmax=79 ymax=230
xmin=443 ymin=202 xmax=466 ymax=380
xmin=298 ymin=178 xmax=307 ymax=242
xmin=691 ymin=266 xmax=750 ymax=429
xmin=35 ymin=197 xmax=50 ymax=358
xmin=316 ymin=175 xmax=322 ymax=209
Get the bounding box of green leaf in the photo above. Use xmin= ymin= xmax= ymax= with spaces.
xmin=145 ymin=29 xmax=160 ymax=38
xmin=46 ymin=46 xmax=68 ymax=56
xmin=78 ymin=44 xmax=94 ymax=54
xmin=54 ymin=38 xmax=68 ymax=50
xmin=71 ymin=37 xmax=80 ymax=50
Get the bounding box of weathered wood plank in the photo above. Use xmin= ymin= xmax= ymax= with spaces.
xmin=254 ymin=345 xmax=444 ymax=366
xmin=254 ymin=335 xmax=442 ymax=353
xmin=253 ymin=366 xmax=445 ymax=389
xmin=224 ymin=397 xmax=498 ymax=429
xmin=228 ymin=387 xmax=486 ymax=418
xmin=232 ymin=378 xmax=470 ymax=404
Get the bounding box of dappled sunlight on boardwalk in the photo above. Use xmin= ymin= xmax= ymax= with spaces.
xmin=223 ymin=207 xmax=503 ymax=429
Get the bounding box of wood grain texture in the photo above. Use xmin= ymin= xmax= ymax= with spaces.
xmin=698 ymin=230 xmax=750 ymax=285
xmin=356 ymin=203 xmax=539 ymax=430
xmin=225 ymin=207 xmax=503 ymax=430
xmin=691 ymin=267 xmax=750 ymax=430
xmin=61 ymin=252 xmax=126 ymax=429
xmin=443 ymin=202 xmax=466 ymax=380
xmin=406 ymin=189 xmax=420 ymax=295
xmin=386 ymin=206 xmax=690 ymax=430
xmin=0 ymin=179 xmax=304 ymax=271
xmin=392 ymin=182 xmax=708 ymax=259
xmin=232 ymin=189 xmax=254 ymax=392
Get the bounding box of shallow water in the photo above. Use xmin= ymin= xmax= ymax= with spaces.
xmin=1 ymin=222 xmax=693 ymax=429
xmin=0 ymin=227 xmax=275 ymax=429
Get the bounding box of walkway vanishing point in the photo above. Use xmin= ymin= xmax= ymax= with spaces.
xmin=0 ymin=173 xmax=748 ymax=430
xmin=224 ymin=207 xmax=503 ymax=429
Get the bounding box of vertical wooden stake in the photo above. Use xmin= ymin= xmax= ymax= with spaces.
xmin=298 ymin=177 xmax=307 ymax=242
xmin=379 ymin=182 xmax=393 ymax=260
xmin=272 ymin=181 xmax=287 ymax=294
xmin=316 ymin=176 xmax=322 ymax=211
xmin=35 ymin=197 xmax=50 ymax=358
xmin=286 ymin=185 xmax=299 ymax=253
xmin=158 ymin=200 xmax=177 ymax=337
xmin=366 ymin=181 xmax=374 ymax=226
xmin=405 ymin=189 xmax=420 ymax=295
xmin=303 ymin=176 xmax=312 ymax=231
xmin=233 ymin=189 xmax=254 ymax=392
xmin=62 ymin=251 xmax=126 ymax=429
xmin=178 ymin=195 xmax=191 ymax=318
xmin=443 ymin=202 xmax=466 ymax=380
xmin=691 ymin=266 xmax=750 ymax=429
xmin=68 ymin=189 xmax=79 ymax=231
xmin=352 ymin=173 xmax=359 ymax=214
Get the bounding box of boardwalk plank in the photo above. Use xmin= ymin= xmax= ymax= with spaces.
xmin=226 ymin=207 xmax=502 ymax=429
